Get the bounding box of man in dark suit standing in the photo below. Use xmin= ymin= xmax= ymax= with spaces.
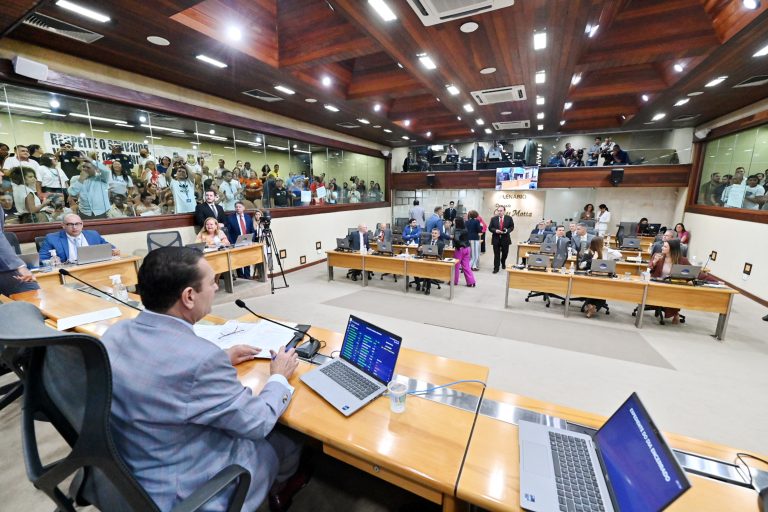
xmin=226 ymin=201 xmax=254 ymax=278
xmin=194 ymin=190 xmax=227 ymax=231
xmin=443 ymin=201 xmax=457 ymax=223
xmin=488 ymin=206 xmax=514 ymax=273
xmin=346 ymin=224 xmax=370 ymax=281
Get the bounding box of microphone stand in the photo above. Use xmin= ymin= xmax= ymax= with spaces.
xmin=235 ymin=299 xmax=321 ymax=359
xmin=58 ymin=269 xmax=142 ymax=311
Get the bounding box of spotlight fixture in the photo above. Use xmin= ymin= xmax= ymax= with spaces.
xmin=460 ymin=22 xmax=479 ymax=33
xmin=463 ymin=103 xmax=474 ymax=113
xmin=742 ymin=0 xmax=761 ymax=9
xmin=418 ymin=54 xmax=437 ymax=70
xmin=321 ymin=76 xmax=332 ymax=87
xmin=673 ymin=63 xmax=684 ymax=72
xmin=480 ymin=67 xmax=496 ymax=74
xmin=564 ymin=102 xmax=573 ymax=110
xmin=426 ymin=131 xmax=432 ymax=137
xmin=49 ymin=99 xmax=60 ymax=108
xmin=373 ymin=103 xmax=382 ymax=112
xmin=484 ymin=128 xmax=493 ymax=134
xmin=536 ymin=112 xmax=544 ymax=120
xmin=227 ymin=27 xmax=242 ymax=41
xmin=641 ymin=94 xmax=649 ymax=102
xmin=537 ymin=124 xmax=544 ymax=130
xmin=588 ymin=25 xmax=599 ymax=38
xmin=535 ymin=70 xmax=546 ymax=84
xmin=571 ymin=74 xmax=581 ymax=86
xmin=533 ymin=31 xmax=547 ymax=50
xmin=446 ymin=84 xmax=460 ymax=95
xmin=475 ymin=118 xmax=484 ymax=125
xmin=560 ymin=120 xmax=566 ymax=126
xmin=404 ymin=119 xmax=411 ymax=126
xmin=536 ymin=96 xmax=545 ymax=105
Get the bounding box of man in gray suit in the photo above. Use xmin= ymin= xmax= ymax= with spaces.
xmin=0 ymin=204 xmax=39 ymax=296
xmin=100 ymin=247 xmax=307 ymax=512
xmin=544 ymin=225 xmax=571 ymax=269
xmin=571 ymin=223 xmax=595 ymax=255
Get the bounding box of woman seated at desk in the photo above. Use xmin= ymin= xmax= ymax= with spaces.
xmin=648 ymin=239 xmax=689 ymax=324
xmin=674 ymin=223 xmax=690 ymax=244
xmin=197 ymin=217 xmax=230 ymax=249
xmin=578 ymin=237 xmax=607 ymax=318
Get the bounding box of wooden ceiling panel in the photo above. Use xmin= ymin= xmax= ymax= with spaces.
xmin=346 ymin=68 xmax=425 ymax=100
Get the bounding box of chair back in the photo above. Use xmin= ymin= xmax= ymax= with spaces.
xmin=35 ymin=236 xmax=46 ymax=252
xmin=4 ymin=231 xmax=21 ymax=255
xmin=146 ymin=231 xmax=182 ymax=252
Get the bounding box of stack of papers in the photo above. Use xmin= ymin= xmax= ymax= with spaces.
xmin=193 ymin=320 xmax=300 ymax=358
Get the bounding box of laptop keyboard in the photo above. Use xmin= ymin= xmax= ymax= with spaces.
xmin=549 ymin=432 xmax=606 ymax=512
xmin=320 ymin=361 xmax=380 ymax=400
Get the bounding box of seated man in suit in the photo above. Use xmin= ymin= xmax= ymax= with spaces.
xmin=346 ymin=224 xmax=371 ymax=281
xmin=544 ymin=225 xmax=571 ymax=269
xmin=649 ymin=229 xmax=675 ymax=257
xmin=226 ymin=201 xmax=254 ymax=279
xmin=565 ymin=222 xmax=578 ymax=240
xmin=570 ymin=223 xmax=595 ymax=256
xmin=38 ymin=213 xmax=118 ymax=263
xmin=415 ymin=227 xmax=445 ymax=295
xmin=194 ymin=189 xmax=227 ymax=231
xmin=374 ymin=222 xmax=393 ymax=243
xmin=98 ymin=247 xmax=307 ymax=512
xmin=529 ymin=221 xmax=547 ymax=241
xmin=1 ymin=204 xmax=39 ymax=295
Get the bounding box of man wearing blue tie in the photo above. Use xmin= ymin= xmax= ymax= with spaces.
xmin=226 ymin=201 xmax=255 ymax=278
xmin=38 ymin=214 xmax=117 ymax=263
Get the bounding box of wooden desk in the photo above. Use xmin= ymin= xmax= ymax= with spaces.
xmin=504 ymin=268 xmax=569 ymax=308
xmin=34 ymin=256 xmax=141 ymax=291
xmin=202 ymin=244 xmax=265 ymax=292
xmin=456 ymin=388 xmax=766 ymax=512
xmin=234 ymin=317 xmax=488 ymax=511
xmin=610 ymin=236 xmax=654 ymax=251
xmin=516 ymin=244 xmax=645 ymax=275
xmin=567 ymin=273 xmax=647 ymax=326
xmin=372 ymin=241 xmax=456 ymax=259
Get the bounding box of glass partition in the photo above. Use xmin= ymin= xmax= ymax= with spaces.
xmin=0 ymin=82 xmax=387 ymax=227
xmin=695 ymin=123 xmax=768 ymax=212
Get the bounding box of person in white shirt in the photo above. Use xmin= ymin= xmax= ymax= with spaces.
xmin=596 ymin=203 xmax=611 ymax=236
xmin=137 ymin=148 xmax=156 ymax=174
xmin=4 ymin=145 xmax=41 ymax=184
xmin=169 ymin=167 xmax=197 ymax=214
xmin=721 ymin=174 xmax=747 ymax=208
xmin=108 ymin=161 xmax=134 ymax=197
xmin=218 ymin=170 xmax=241 ymax=211
xmin=185 ymin=153 xmax=201 ymax=175
xmin=37 ymin=153 xmax=69 ymax=193
xmin=742 ymin=175 xmax=765 ymax=210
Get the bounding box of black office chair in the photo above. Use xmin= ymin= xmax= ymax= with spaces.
xmin=0 ymin=301 xmax=251 ymax=512
xmin=35 ymin=235 xmax=46 ymax=252
xmin=3 ymin=231 xmax=21 ymax=255
xmin=146 ymin=231 xmax=183 ymax=252
xmin=632 ymin=305 xmax=685 ymax=325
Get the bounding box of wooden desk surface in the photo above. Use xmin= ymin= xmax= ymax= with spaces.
xmin=234 ymin=317 xmax=488 ymax=501
xmin=457 ymin=388 xmax=766 ymax=512
xmin=34 ymin=256 xmax=141 ymax=290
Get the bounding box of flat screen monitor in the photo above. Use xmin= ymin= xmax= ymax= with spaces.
xmin=495 ymin=166 xmax=539 ymax=190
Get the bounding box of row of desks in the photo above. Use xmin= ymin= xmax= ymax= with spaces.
xmin=326 ymin=250 xmax=456 ymax=300
xmin=504 ymin=268 xmax=737 ymax=340
xmin=32 ymin=244 xmax=266 ymax=294
xmin=6 ymin=285 xmax=764 ymax=511
xmin=516 ymin=243 xmax=647 ymax=275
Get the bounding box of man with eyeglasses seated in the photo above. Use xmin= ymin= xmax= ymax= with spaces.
xmin=38 ymin=213 xmax=119 ymax=264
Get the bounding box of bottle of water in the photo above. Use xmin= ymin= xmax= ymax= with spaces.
xmin=110 ymin=274 xmax=129 ymax=302
xmin=569 ymin=261 xmax=575 ymax=274
xmin=49 ymin=249 xmax=61 ymax=268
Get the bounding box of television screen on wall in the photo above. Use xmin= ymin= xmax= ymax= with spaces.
xmin=495 ymin=166 xmax=539 ymax=190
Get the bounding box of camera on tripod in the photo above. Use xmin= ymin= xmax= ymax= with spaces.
xmin=261 ymin=209 xmax=272 ymax=229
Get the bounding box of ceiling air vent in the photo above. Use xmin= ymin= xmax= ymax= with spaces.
xmin=337 ymin=122 xmax=360 ymax=129
xmin=733 ymin=75 xmax=768 ymax=88
xmin=406 ymin=0 xmax=514 ymax=26
xmin=242 ymin=89 xmax=284 ymax=102
xmin=22 ymin=12 xmax=103 ymax=43
xmin=471 ymin=85 xmax=526 ymax=105
xmin=492 ymin=120 xmax=530 ymax=130
xmin=672 ymin=114 xmax=700 ymax=122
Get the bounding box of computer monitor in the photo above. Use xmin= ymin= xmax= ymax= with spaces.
xmin=445 ymin=154 xmax=458 ymax=163
xmin=643 ymin=223 xmax=662 ymax=236
xmin=347 ymin=227 xmax=358 ymax=236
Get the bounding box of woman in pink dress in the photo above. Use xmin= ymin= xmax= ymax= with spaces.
xmin=452 ymin=217 xmax=476 ymax=287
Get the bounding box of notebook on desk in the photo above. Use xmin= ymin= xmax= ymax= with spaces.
xmin=233 ymin=234 xmax=253 ymax=247
xmin=19 ymin=253 xmax=40 ymax=269
xmin=528 ymin=233 xmax=545 ymax=244
xmin=620 ymin=237 xmax=640 ymax=250
xmin=301 ymin=315 xmax=402 ymax=417
xmin=527 ymin=253 xmax=550 ymax=271
xmin=76 ymin=243 xmax=113 ymax=265
xmin=668 ymin=264 xmax=701 ymax=282
xmin=519 ymin=392 xmax=690 ymax=512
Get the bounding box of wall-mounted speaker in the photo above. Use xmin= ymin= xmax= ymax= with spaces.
xmin=610 ymin=168 xmax=624 ymax=186
xmin=426 ymin=174 xmax=436 ymax=188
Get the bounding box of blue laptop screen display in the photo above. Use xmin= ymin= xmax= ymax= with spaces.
xmin=340 ymin=316 xmax=401 ymax=383
xmin=595 ymin=394 xmax=690 ymax=512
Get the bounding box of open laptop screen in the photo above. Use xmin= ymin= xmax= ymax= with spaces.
xmin=340 ymin=315 xmax=402 ymax=384
xmin=595 ymin=393 xmax=690 ymax=512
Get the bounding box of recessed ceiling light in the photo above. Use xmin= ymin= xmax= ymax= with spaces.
xmin=560 ymin=120 xmax=566 ymax=126
xmin=533 ymin=32 xmax=547 ymax=50
xmin=742 ymin=0 xmax=761 ymax=9
xmin=209 ymin=129 xmax=215 ymax=134
xmin=641 ymin=94 xmax=649 ymax=102
xmin=584 ymin=24 xmax=592 ymax=34
xmin=383 ymin=128 xmax=392 ymax=133
xmin=404 ymin=119 xmax=411 ymax=126
xmin=70 ymin=112 xmax=125 ymax=124
xmin=753 ymin=43 xmax=768 ymax=57
xmin=396 ymin=62 xmax=404 ymax=69
xmin=256 ymin=137 xmax=262 ymax=142
xmin=274 ymin=85 xmax=295 ymax=95
xmin=652 ymin=113 xmax=666 ymax=121
xmin=147 ymin=35 xmax=170 ymax=46
xmin=373 ymin=125 xmax=381 ymax=128
xmin=588 ymin=24 xmax=599 ymax=38
xmin=564 ymin=102 xmax=573 ymax=110
xmin=535 ymin=70 xmax=546 ymax=84
xmin=139 ymin=115 xmax=147 ymax=122
xmin=374 ymin=103 xmax=382 ymax=111
xmin=457 ymin=116 xmax=462 ymax=121
xmin=460 ymin=21 xmax=479 ymax=33
xmin=705 ymin=76 xmax=727 ymax=87
xmin=446 ymin=84 xmax=460 ymax=95
xmin=426 ymin=131 xmax=432 ymax=137
xmin=49 ymin=99 xmax=60 ymax=108
xmin=536 ymin=112 xmax=544 ymax=119
xmin=196 ymin=55 xmax=227 ymax=68
xmin=368 ymin=0 xmax=397 ymax=21
xmin=436 ymin=97 xmax=440 ymax=102
xmin=20 ymin=120 xmax=44 ymax=125
xmin=227 ymin=26 xmax=242 ymax=41
xmin=571 ymin=74 xmax=581 ymax=86
xmin=500 ymin=111 xmax=511 ymax=115
xmin=324 ymin=104 xmax=339 ymax=112
xmin=537 ymin=124 xmax=544 ymax=130
xmin=418 ymin=54 xmax=437 ymax=70
xmin=402 ymin=136 xmax=410 ymax=140
xmin=674 ymin=98 xmax=690 ymax=106
xmin=305 ymin=98 xmax=317 ymax=103
xmin=79 ymin=132 xmax=86 ymax=137
xmin=475 ymin=118 xmax=484 ymax=125
xmin=55 ymin=0 xmax=110 ymax=22
xmin=463 ymin=103 xmax=474 ymax=113
xmin=687 ymin=91 xmax=703 ymax=96
xmin=484 ymin=128 xmax=493 ymax=134
xmin=480 ymin=67 xmax=496 ymax=74
xmin=674 ymin=63 xmax=684 ymax=72
xmin=471 ymin=128 xmax=475 ymax=133
xmin=536 ymin=96 xmax=545 ymax=105
xmin=357 ymin=118 xmax=370 ymax=124
xmin=321 ymin=76 xmax=332 ymax=87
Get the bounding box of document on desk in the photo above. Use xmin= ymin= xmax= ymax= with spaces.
xmin=194 ymin=320 xmax=299 ymax=358
xmin=56 ymin=307 xmax=122 ymax=331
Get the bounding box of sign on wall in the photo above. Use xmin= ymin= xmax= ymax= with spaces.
xmin=482 ymin=190 xmax=545 ymax=245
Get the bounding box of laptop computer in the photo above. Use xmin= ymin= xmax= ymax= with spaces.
xmin=233 ymin=233 xmax=253 ymax=247
xmin=590 ymin=259 xmax=616 ymax=276
xmin=519 ymin=392 xmax=690 ymax=512
xmin=19 ymin=253 xmax=40 ymax=269
xmin=185 ymin=242 xmax=206 ymax=252
xmin=669 ymin=264 xmax=701 ymax=281
xmin=529 ymin=233 xmax=545 ymax=244
xmin=376 ymin=240 xmax=394 ymax=255
xmin=336 ymin=237 xmax=351 ymax=251
xmin=643 ymin=223 xmax=662 ymax=236
xmin=76 ymin=243 xmax=113 ymax=265
xmin=301 ymin=315 xmax=402 ymax=416
xmin=527 ymin=253 xmax=550 ymax=271
xmin=419 ymin=244 xmax=441 ymax=258
xmin=620 ymin=237 xmax=640 ymax=250
xmin=540 ymin=241 xmax=556 ymax=254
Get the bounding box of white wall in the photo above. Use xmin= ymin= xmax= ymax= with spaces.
xmin=682 ymin=213 xmax=767 ymax=301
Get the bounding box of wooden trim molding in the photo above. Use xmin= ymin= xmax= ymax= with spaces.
xmin=684 ymin=205 xmax=767 ymax=224
xmin=710 ymin=274 xmax=767 ymax=308
xmin=704 ymin=110 xmax=768 ymax=142
xmin=268 ymin=257 xmax=326 ymax=278
xmin=6 ymin=202 xmax=390 ymax=244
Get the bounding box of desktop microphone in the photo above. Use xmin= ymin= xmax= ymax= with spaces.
xmin=234 ymin=299 xmax=321 ymax=359
xmin=58 ymin=268 xmax=142 ymax=311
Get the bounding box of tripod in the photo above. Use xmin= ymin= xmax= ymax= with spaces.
xmin=261 ymin=226 xmax=288 ymax=293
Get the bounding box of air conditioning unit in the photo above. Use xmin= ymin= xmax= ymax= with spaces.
xmin=406 ymin=0 xmax=514 ymax=27
xmin=492 ymin=120 xmax=530 ymax=130
xmin=471 ymin=85 xmax=526 ymax=105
